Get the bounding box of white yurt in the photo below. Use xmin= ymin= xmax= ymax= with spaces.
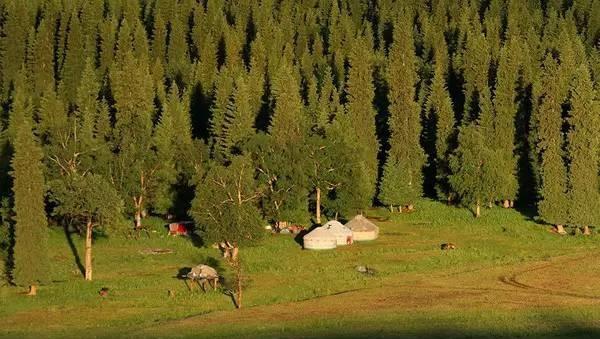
xmin=322 ymin=220 xmax=353 ymax=246
xmin=345 ymin=215 xmax=379 ymax=241
xmin=303 ymin=227 xmax=337 ymax=250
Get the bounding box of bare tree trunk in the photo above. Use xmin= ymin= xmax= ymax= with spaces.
xmin=475 ymin=200 xmax=481 ymax=218
xmin=134 ymin=211 xmax=142 ymax=229
xmin=503 ymin=200 xmax=510 ymax=208
xmin=316 ymin=187 xmax=321 ymax=224
xmin=85 ymin=218 xmax=93 ymax=281
xmin=555 ymin=224 xmax=566 ymax=235
xmin=509 ymin=200 xmax=514 ymax=208
xmin=236 ymin=267 xmax=242 ymax=309
xmin=133 ymin=196 xmax=143 ymax=230
xmin=27 ymin=285 xmax=37 ymax=296
xmin=389 ymin=204 xmax=394 ymax=213
xmin=583 ymin=225 xmax=591 ymax=235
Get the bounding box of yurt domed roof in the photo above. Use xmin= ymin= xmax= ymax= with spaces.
xmin=303 ymin=227 xmax=338 ymax=250
xmin=345 ymin=215 xmax=379 ymax=232
xmin=304 ymin=226 xmax=337 ymax=240
xmin=322 ymin=220 xmax=350 ymax=232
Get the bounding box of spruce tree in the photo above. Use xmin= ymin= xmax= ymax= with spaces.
xmin=566 ymin=65 xmax=600 ymax=234
xmin=151 ymin=95 xmax=177 ymax=214
xmin=151 ymin=11 xmax=167 ymax=66
xmin=111 ymin=51 xmax=158 ymax=228
xmin=492 ymin=38 xmax=521 ymax=207
xmin=99 ymin=18 xmax=118 ymax=76
xmin=427 ymin=57 xmax=456 ymax=202
xmin=344 ymin=34 xmax=379 ymax=206
xmin=27 ymin=19 xmax=55 ymax=99
xmin=257 ymin=63 xmax=311 ymax=225
xmin=379 ymin=17 xmax=426 ymax=211
xmin=210 ymin=66 xmax=236 ymax=159
xmin=462 ymin=29 xmax=491 ymax=123
xmin=166 ymin=15 xmax=190 ymax=82
xmin=533 ymin=55 xmax=569 ymax=233
xmin=59 ymin=12 xmax=85 ymax=105
xmin=0 ymin=1 xmax=30 ymax=99
xmin=449 ymin=122 xmax=499 ymax=217
xmin=218 ymin=76 xmax=255 ymax=156
xmin=9 ymin=72 xmax=49 ymax=291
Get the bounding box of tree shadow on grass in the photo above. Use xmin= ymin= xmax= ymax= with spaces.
xmin=64 ymin=224 xmax=84 ymax=277
xmin=294 ymin=224 xmax=321 ymax=249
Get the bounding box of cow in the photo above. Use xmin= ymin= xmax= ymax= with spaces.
xmin=183 ymin=264 xmax=220 ymax=292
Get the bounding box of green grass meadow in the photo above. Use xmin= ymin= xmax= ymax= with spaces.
xmin=1 ymin=200 xmax=600 ymax=338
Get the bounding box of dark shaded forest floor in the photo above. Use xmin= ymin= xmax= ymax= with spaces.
xmin=1 ymin=200 xmax=599 ymax=338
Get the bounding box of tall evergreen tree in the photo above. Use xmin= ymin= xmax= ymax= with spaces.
xmin=533 ymin=55 xmax=569 ymax=233
xmin=492 ymin=38 xmax=521 ymax=207
xmin=449 ymin=122 xmax=499 ymax=217
xmin=379 ymin=17 xmax=426 ymax=211
xmin=111 ymin=51 xmax=160 ymax=228
xmin=152 ymin=11 xmax=167 ymax=66
xmin=566 ymin=65 xmax=600 ymax=234
xmin=217 ymin=76 xmax=255 ymax=157
xmin=0 ymin=2 xmax=30 ymax=99
xmin=9 ymin=72 xmax=49 ymax=292
xmin=427 ymin=56 xmax=456 ymax=202
xmin=166 ymin=15 xmax=190 ymax=82
xmin=344 ymin=34 xmax=379 ymax=206
xmin=59 ymin=12 xmax=85 ymax=105
xmin=27 ymin=19 xmax=55 ymax=99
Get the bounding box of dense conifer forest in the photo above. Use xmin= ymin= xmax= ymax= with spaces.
xmin=0 ymin=0 xmax=599 ymax=287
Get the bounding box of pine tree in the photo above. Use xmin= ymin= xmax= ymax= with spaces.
xmin=210 ymin=66 xmax=236 ymax=156
xmin=566 ymin=65 xmax=600 ymax=234
xmin=449 ymin=122 xmax=499 ymax=217
xmin=132 ymin=19 xmax=150 ymax=63
xmin=114 ymin=19 xmax=133 ymax=66
xmin=166 ymin=14 xmax=190 ymax=82
xmin=344 ymin=34 xmax=379 ymax=206
xmin=111 ymin=51 xmax=157 ymax=228
xmin=218 ymin=75 xmax=255 ymax=156
xmin=269 ymin=63 xmax=307 ymax=143
xmin=492 ymin=38 xmax=521 ymax=207
xmin=27 ymin=19 xmax=55 ymax=99
xmin=462 ymin=29 xmax=491 ymax=123
xmin=59 ymin=12 xmax=86 ymax=105
xmin=9 ymin=71 xmax=49 ymax=291
xmin=223 ymin=24 xmax=244 ymax=73
xmin=379 ymin=17 xmax=426 ymax=210
xmin=255 ymin=63 xmax=311 ymax=225
xmin=427 ymin=57 xmax=456 ymax=202
xmin=99 ymin=18 xmax=118 ymax=76
xmin=151 ymin=95 xmax=177 ymax=214
xmin=151 ymin=11 xmax=167 ymax=66
xmin=0 ymin=2 xmax=30 ymax=99
xmin=75 ymin=58 xmax=101 ymax=170
xmin=533 ymin=55 xmax=569 ymax=233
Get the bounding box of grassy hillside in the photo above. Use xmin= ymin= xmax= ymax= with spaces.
xmin=1 ymin=200 xmax=599 ymax=338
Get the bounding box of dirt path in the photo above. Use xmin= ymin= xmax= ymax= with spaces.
xmin=138 ymin=251 xmax=600 ymax=336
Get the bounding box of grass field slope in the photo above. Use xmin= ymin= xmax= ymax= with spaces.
xmin=1 ymin=200 xmax=600 ymax=338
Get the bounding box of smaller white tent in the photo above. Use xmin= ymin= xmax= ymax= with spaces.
xmin=322 ymin=220 xmax=353 ymax=245
xmin=345 ymin=215 xmax=379 ymax=241
xmin=303 ymin=227 xmax=337 ymax=250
